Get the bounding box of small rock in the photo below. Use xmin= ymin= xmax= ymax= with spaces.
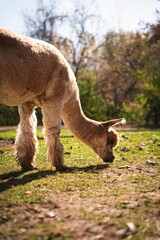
xmin=122 ymin=156 xmax=127 ymax=161
xmin=146 ymin=160 xmax=156 ymax=166
xmin=126 ymin=222 xmax=137 ymax=233
xmin=46 ymin=211 xmax=56 ymax=218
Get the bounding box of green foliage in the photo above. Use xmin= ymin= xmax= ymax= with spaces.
xmin=0 ymin=127 xmax=44 ymax=140
xmin=143 ymin=30 xmax=160 ymax=126
xmin=143 ymin=85 xmax=160 ymax=126
xmin=120 ymin=99 xmax=146 ymax=125
xmin=36 ymin=108 xmax=43 ymax=125
xmin=101 ymin=31 xmax=147 ymax=118
xmin=100 ymin=25 xmax=160 ymax=126
xmin=1 ymin=12 xmax=160 ymax=127
xmin=0 ymin=105 xmax=19 ymax=126
xmin=77 ymin=70 xmax=109 ymax=121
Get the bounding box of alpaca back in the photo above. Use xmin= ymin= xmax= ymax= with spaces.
xmin=0 ymin=29 xmax=75 ymax=106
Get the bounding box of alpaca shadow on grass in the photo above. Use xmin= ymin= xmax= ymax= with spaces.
xmin=0 ymin=163 xmax=109 ymax=193
xmin=67 ymin=163 xmax=110 ymax=173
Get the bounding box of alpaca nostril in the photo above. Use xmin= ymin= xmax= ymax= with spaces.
xmin=103 ymin=155 xmax=115 ymax=163
xmin=109 ymin=155 xmax=114 ymax=162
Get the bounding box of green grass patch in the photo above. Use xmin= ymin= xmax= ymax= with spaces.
xmin=0 ymin=128 xmax=160 ymax=239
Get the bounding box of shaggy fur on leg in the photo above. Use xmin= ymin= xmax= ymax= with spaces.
xmin=42 ymin=103 xmax=67 ymax=171
xmin=44 ymin=134 xmax=66 ymax=171
xmin=15 ymin=103 xmax=38 ymax=170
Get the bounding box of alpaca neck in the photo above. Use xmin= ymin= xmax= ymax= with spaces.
xmin=62 ymin=94 xmax=98 ymax=146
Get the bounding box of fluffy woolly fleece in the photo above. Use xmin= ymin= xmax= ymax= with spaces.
xmin=0 ymin=29 xmax=126 ymax=171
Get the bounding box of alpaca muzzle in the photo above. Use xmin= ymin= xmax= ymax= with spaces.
xmin=103 ymin=154 xmax=115 ymax=163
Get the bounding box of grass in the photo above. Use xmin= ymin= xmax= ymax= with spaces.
xmin=0 ymin=127 xmax=160 ymax=239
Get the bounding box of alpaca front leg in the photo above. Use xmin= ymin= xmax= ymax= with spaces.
xmin=42 ymin=105 xmax=67 ymax=171
xmin=15 ymin=102 xmax=38 ymax=170
xmin=45 ymin=132 xmax=67 ymax=171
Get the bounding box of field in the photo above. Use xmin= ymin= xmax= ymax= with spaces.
xmin=0 ymin=127 xmax=160 ymax=240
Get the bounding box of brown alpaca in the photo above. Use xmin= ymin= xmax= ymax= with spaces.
xmin=0 ymin=29 xmax=126 ymax=171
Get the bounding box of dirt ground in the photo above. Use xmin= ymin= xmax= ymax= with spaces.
xmin=0 ymin=139 xmax=15 ymax=149
xmin=1 ymin=189 xmax=160 ymax=240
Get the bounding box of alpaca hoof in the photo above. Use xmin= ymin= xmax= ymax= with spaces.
xmin=21 ymin=164 xmax=37 ymax=171
xmin=56 ymin=165 xmax=68 ymax=172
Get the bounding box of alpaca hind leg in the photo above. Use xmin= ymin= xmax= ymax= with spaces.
xmin=42 ymin=103 xmax=66 ymax=171
xmin=15 ymin=102 xmax=38 ymax=170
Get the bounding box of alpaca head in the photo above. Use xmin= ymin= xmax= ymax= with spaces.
xmin=92 ymin=118 xmax=126 ymax=163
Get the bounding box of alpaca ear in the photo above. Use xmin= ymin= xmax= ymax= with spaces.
xmin=102 ymin=118 xmax=126 ymax=129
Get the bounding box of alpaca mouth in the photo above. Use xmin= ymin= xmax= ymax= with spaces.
xmin=103 ymin=155 xmax=115 ymax=163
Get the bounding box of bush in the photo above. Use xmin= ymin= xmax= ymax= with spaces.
xmin=0 ymin=105 xmax=19 ymax=126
